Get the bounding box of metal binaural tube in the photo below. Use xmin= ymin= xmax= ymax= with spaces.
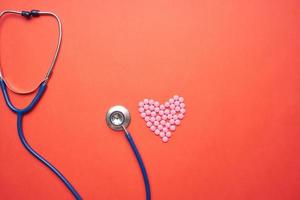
xmin=0 ymin=9 xmax=62 ymax=94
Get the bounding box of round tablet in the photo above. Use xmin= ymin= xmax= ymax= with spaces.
xmin=151 ymin=111 xmax=156 ymax=117
xmin=162 ymin=137 xmax=169 ymax=142
xmin=175 ymin=119 xmax=181 ymax=125
xmin=178 ymin=113 xmax=184 ymax=119
xmin=154 ymin=129 xmax=160 ymax=135
xmin=170 ymin=125 xmax=176 ymax=131
xmin=155 ymin=116 xmax=161 ymax=121
xmin=149 ymin=99 xmax=154 ymax=105
xmin=150 ymin=126 xmax=156 ymax=131
xmin=146 ymin=122 xmax=152 ymax=127
xmin=159 ymin=132 xmax=165 ymax=138
xmin=166 ymin=132 xmax=172 ymax=137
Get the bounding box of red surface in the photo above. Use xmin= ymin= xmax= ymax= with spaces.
xmin=1 ymin=0 xmax=300 ymax=199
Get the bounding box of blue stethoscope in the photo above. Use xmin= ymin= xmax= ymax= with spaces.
xmin=0 ymin=9 xmax=150 ymax=200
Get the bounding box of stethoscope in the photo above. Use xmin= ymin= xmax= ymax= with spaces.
xmin=106 ymin=105 xmax=151 ymax=200
xmin=0 ymin=10 xmax=150 ymax=200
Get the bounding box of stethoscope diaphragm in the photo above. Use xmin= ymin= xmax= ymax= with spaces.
xmin=106 ymin=105 xmax=131 ymax=131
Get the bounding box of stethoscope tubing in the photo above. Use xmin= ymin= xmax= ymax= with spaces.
xmin=17 ymin=114 xmax=82 ymax=199
xmin=0 ymin=10 xmax=81 ymax=199
xmin=0 ymin=80 xmax=46 ymax=114
xmin=1 ymin=9 xmax=151 ymax=200
xmin=124 ymin=131 xmax=151 ymax=200
xmin=0 ymin=79 xmax=82 ymax=199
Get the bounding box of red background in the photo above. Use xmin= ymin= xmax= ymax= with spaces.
xmin=1 ymin=0 xmax=300 ymax=199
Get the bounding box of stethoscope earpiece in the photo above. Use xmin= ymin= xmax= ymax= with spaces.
xmin=0 ymin=9 xmax=62 ymax=94
xmin=1 ymin=8 xmax=151 ymax=200
xmin=0 ymin=9 xmax=82 ymax=200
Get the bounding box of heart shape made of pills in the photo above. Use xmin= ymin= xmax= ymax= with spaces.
xmin=138 ymin=95 xmax=186 ymax=143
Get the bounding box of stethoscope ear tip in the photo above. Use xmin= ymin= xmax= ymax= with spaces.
xmin=106 ymin=105 xmax=131 ymax=132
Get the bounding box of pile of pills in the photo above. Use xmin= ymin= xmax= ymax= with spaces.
xmin=138 ymin=95 xmax=186 ymax=143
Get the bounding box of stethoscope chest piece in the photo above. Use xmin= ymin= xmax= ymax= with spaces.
xmin=105 ymin=105 xmax=151 ymax=200
xmin=106 ymin=105 xmax=131 ymax=131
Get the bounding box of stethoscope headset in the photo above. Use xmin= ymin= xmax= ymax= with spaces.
xmin=0 ymin=9 xmax=150 ymax=200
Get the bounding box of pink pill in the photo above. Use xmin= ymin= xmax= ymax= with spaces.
xmin=170 ymin=104 xmax=175 ymax=109
xmin=159 ymin=110 xmax=164 ymax=115
xmin=174 ymin=101 xmax=180 ymax=106
xmin=175 ymin=119 xmax=181 ymax=125
xmin=169 ymin=98 xmax=175 ymax=103
xmin=144 ymin=99 xmax=149 ymax=104
xmin=175 ymin=106 xmax=181 ymax=111
xmin=154 ymin=121 xmax=160 ymax=126
xmin=170 ymin=125 xmax=176 ymax=131
xmin=165 ymin=122 xmax=171 ymax=128
xmin=180 ymin=103 xmax=185 ymax=108
xmin=163 ymin=127 xmax=168 ymax=132
xmin=170 ymin=110 xmax=176 ymax=115
xmin=141 ymin=113 xmax=146 ymax=118
xmin=165 ymin=102 xmax=170 ymax=107
xmin=150 ymin=117 xmax=156 ymax=122
xmin=173 ymin=115 xmax=178 ymax=120
xmin=179 ymin=97 xmax=184 ymax=102
xmin=166 ymin=131 xmax=172 ymax=137
xmin=150 ymin=126 xmax=156 ymax=131
xmin=146 ymin=122 xmax=152 ymax=127
xmin=154 ymin=101 xmax=160 ymax=107
xmin=151 ymin=112 xmax=156 ymax=117
xmin=154 ymin=107 xmax=160 ymax=112
xmin=162 ymin=115 xmax=167 ymax=120
xmin=159 ymin=105 xmax=165 ymax=110
xmin=164 ymin=109 xmax=170 ymax=114
xmin=180 ymin=108 xmax=186 ymax=114
xmin=144 ymin=105 xmax=149 ymax=110
xmin=158 ymin=125 xmax=163 ymax=130
xmin=145 ymin=110 xmax=151 ymax=115
xmin=154 ymin=129 xmax=160 ymax=135
xmin=149 ymin=105 xmax=155 ymax=111
xmin=159 ymin=132 xmax=165 ymax=138
xmin=145 ymin=116 xmax=150 ymax=121
xmin=155 ymin=116 xmax=161 ymax=121
xmin=162 ymin=136 xmax=168 ymax=142
xmin=160 ymin=120 xmax=166 ymax=125
xmin=139 ymin=101 xmax=144 ymax=107
xmin=149 ymin=99 xmax=154 ymax=105
xmin=138 ymin=107 xmax=144 ymax=113
xmin=170 ymin=119 xmax=175 ymax=124
xmin=178 ymin=113 xmax=184 ymax=119
xmin=173 ymin=95 xmax=179 ymax=100
xmin=167 ymin=114 xmax=173 ymax=119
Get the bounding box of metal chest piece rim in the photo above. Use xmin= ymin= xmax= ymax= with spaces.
xmin=106 ymin=105 xmax=131 ymax=131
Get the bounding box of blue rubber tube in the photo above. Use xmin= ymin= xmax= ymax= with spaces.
xmin=0 ymin=79 xmax=82 ymax=200
xmin=125 ymin=132 xmax=151 ymax=200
